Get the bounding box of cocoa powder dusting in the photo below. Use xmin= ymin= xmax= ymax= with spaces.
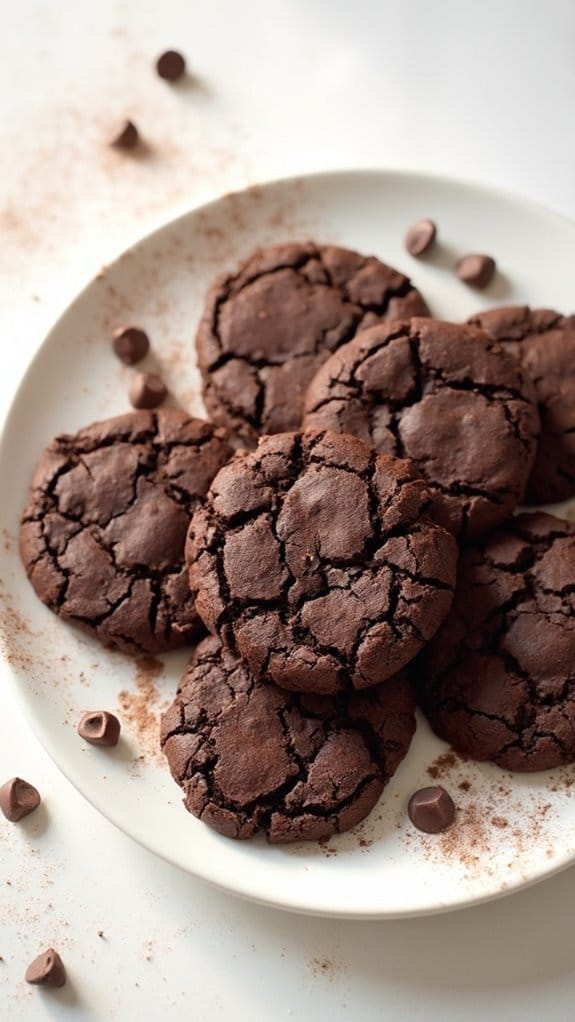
xmin=309 ymin=957 xmax=339 ymax=980
xmin=118 ymin=656 xmax=165 ymax=763
xmin=491 ymin=816 xmax=508 ymax=829
xmin=427 ymin=751 xmax=458 ymax=780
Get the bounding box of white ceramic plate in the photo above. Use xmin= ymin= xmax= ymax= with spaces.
xmin=2 ymin=170 xmax=575 ymax=919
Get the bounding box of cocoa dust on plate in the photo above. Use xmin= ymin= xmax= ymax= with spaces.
xmin=118 ymin=656 xmax=166 ymax=765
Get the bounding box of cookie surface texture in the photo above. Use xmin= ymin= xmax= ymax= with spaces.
xmin=303 ymin=317 xmax=540 ymax=539
xmin=196 ymin=242 xmax=430 ymax=442
xmin=161 ymin=637 xmax=416 ymax=842
xmin=187 ymin=430 xmax=457 ymax=693
xmin=416 ymin=512 xmax=575 ymax=771
xmin=468 ymin=305 xmax=575 ymax=503
xmin=20 ymin=411 xmax=233 ymax=654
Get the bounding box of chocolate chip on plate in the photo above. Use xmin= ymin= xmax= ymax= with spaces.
xmin=112 ymin=326 xmax=150 ymax=365
xmin=111 ymin=119 xmax=139 ymax=150
xmin=0 ymin=777 xmax=41 ymax=822
xmin=405 ymin=218 xmax=437 ymax=256
xmin=25 ymin=948 xmax=66 ymax=988
xmin=456 ymin=253 xmax=496 ymax=288
xmin=128 ymin=371 xmax=168 ymax=409
xmin=156 ymin=50 xmax=186 ymax=81
xmin=408 ymin=785 xmax=455 ymax=834
xmin=77 ymin=711 xmax=121 ymax=747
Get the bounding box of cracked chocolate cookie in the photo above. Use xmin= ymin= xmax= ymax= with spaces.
xmin=20 ymin=410 xmax=233 ymax=655
xmin=303 ymin=318 xmax=540 ymax=539
xmin=416 ymin=512 xmax=575 ymax=771
xmin=196 ymin=241 xmax=430 ymax=443
xmin=161 ymin=636 xmax=416 ymax=842
xmin=187 ymin=430 xmax=457 ymax=694
xmin=468 ymin=305 xmax=575 ymax=504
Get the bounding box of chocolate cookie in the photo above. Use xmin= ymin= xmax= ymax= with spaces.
xmin=161 ymin=636 xmax=416 ymax=842
xmin=303 ymin=318 xmax=540 ymax=539
xmin=468 ymin=305 xmax=575 ymax=503
xmin=187 ymin=430 xmax=457 ymax=694
xmin=20 ymin=410 xmax=232 ymax=655
xmin=196 ymin=242 xmax=430 ymax=443
xmin=416 ymin=512 xmax=575 ymax=771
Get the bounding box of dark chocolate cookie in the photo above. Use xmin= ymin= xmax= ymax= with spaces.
xmin=303 ymin=318 xmax=540 ymax=539
xmin=187 ymin=430 xmax=457 ymax=694
xmin=196 ymin=242 xmax=430 ymax=443
xmin=416 ymin=512 xmax=575 ymax=771
xmin=468 ymin=305 xmax=575 ymax=503
xmin=161 ymin=636 xmax=416 ymax=842
xmin=20 ymin=410 xmax=232 ymax=655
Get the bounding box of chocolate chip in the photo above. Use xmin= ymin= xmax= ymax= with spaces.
xmin=77 ymin=711 xmax=121 ymax=747
xmin=408 ymin=785 xmax=455 ymax=834
xmin=456 ymin=253 xmax=496 ymax=288
xmin=128 ymin=371 xmax=168 ymax=410
xmin=0 ymin=777 xmax=41 ymax=822
xmin=25 ymin=948 xmax=66 ymax=988
xmin=156 ymin=50 xmax=186 ymax=81
xmin=111 ymin=120 xmax=139 ymax=150
xmin=405 ymin=219 xmax=436 ymax=256
xmin=112 ymin=326 xmax=150 ymax=365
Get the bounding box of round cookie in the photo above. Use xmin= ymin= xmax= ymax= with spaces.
xmin=303 ymin=318 xmax=540 ymax=539
xmin=161 ymin=636 xmax=416 ymax=842
xmin=186 ymin=430 xmax=457 ymax=694
xmin=20 ymin=410 xmax=233 ymax=655
xmin=416 ymin=512 xmax=575 ymax=772
xmin=196 ymin=241 xmax=430 ymax=443
xmin=468 ymin=305 xmax=575 ymax=504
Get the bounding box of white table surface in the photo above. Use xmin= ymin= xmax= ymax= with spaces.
xmin=1 ymin=1 xmax=575 ymax=1018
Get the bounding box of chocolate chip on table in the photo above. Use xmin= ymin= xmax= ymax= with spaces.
xmin=408 ymin=786 xmax=455 ymax=834
xmin=112 ymin=326 xmax=150 ymax=365
xmin=404 ymin=218 xmax=437 ymax=256
xmin=77 ymin=711 xmax=121 ymax=747
xmin=156 ymin=50 xmax=186 ymax=81
xmin=456 ymin=253 xmax=496 ymax=288
xmin=128 ymin=371 xmax=168 ymax=409
xmin=111 ymin=119 xmax=139 ymax=150
xmin=25 ymin=948 xmax=66 ymax=988
xmin=0 ymin=777 xmax=41 ymax=822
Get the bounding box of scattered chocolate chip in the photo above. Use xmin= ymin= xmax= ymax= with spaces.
xmin=112 ymin=326 xmax=150 ymax=365
xmin=111 ymin=120 xmax=139 ymax=150
xmin=77 ymin=711 xmax=121 ymax=747
xmin=0 ymin=777 xmax=41 ymax=822
xmin=405 ymin=218 xmax=436 ymax=256
xmin=128 ymin=371 xmax=168 ymax=410
xmin=156 ymin=50 xmax=186 ymax=81
xmin=408 ymin=785 xmax=455 ymax=834
xmin=25 ymin=948 xmax=66 ymax=988
xmin=456 ymin=253 xmax=496 ymax=288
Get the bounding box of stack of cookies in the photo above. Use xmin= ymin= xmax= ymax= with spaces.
xmin=20 ymin=241 xmax=575 ymax=843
